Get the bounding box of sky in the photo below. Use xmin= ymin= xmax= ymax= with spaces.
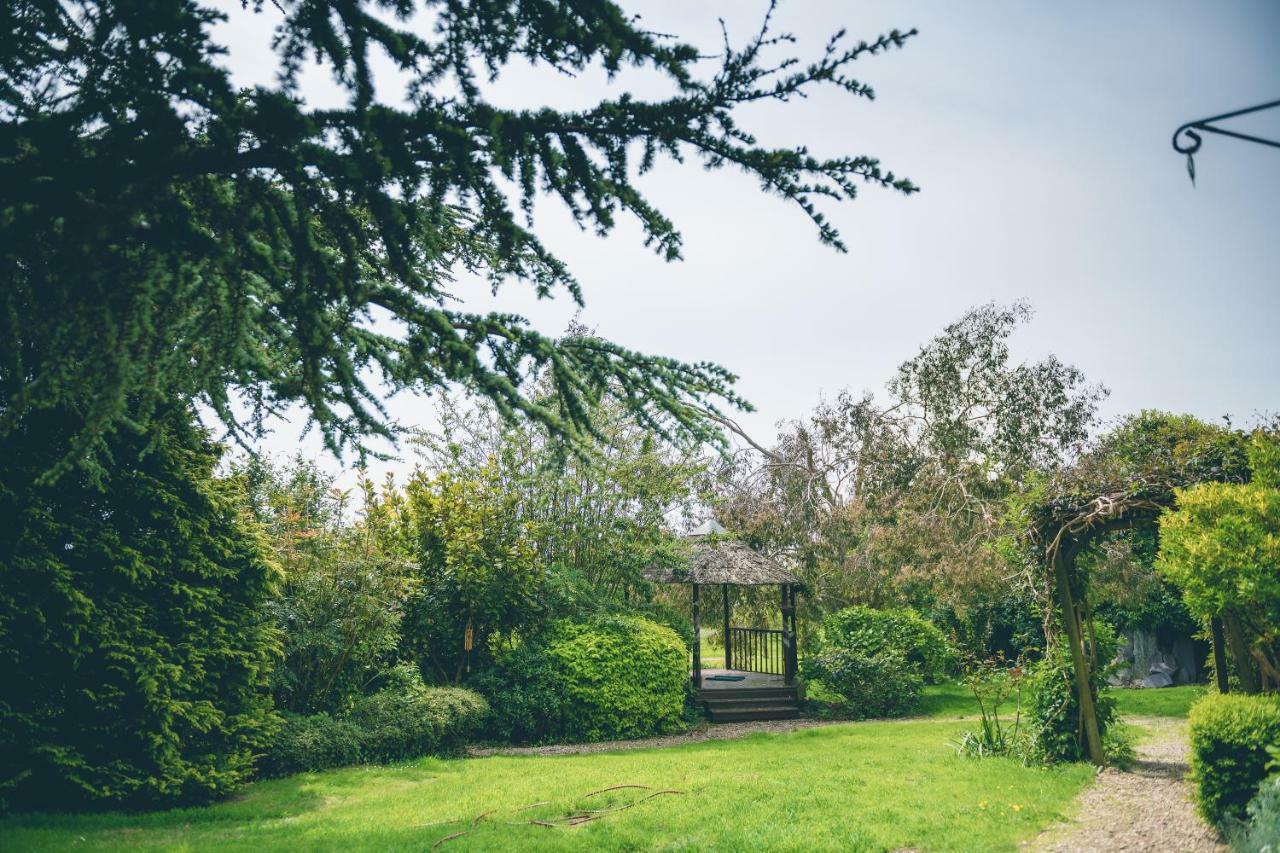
xmin=212 ymin=1 xmax=1280 ymax=477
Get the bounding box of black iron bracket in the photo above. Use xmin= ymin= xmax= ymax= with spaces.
xmin=1172 ymin=98 xmax=1280 ymax=184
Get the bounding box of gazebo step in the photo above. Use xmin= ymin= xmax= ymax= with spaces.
xmin=698 ymin=686 xmax=798 ymax=702
xmin=703 ymin=694 xmax=798 ymax=710
xmin=707 ymin=705 xmax=801 ymax=722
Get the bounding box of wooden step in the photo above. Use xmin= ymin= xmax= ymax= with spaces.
xmin=697 ymin=687 xmax=798 ymax=702
xmin=702 ymin=695 xmax=798 ymax=711
xmin=707 ymin=705 xmax=801 ymax=722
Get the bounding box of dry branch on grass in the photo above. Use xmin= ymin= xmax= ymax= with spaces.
xmin=428 ymin=783 xmax=686 ymax=847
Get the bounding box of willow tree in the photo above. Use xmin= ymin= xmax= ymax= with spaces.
xmin=1027 ymin=412 xmax=1248 ymax=764
xmin=1 ymin=0 xmax=917 ymax=482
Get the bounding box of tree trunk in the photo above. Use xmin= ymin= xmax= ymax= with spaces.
xmin=1053 ymin=548 xmax=1105 ymax=765
xmin=1224 ymin=613 xmax=1261 ymax=694
xmin=1210 ymin=616 xmax=1230 ymax=694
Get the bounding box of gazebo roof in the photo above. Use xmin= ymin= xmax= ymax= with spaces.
xmin=644 ymin=539 xmax=801 ymax=586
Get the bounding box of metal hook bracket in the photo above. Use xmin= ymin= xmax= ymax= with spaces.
xmin=1172 ymin=99 xmax=1280 ymax=184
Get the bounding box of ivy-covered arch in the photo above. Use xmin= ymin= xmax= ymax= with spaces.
xmin=1028 ymin=412 xmax=1249 ymax=765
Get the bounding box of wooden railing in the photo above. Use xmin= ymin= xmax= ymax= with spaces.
xmin=727 ymin=627 xmax=786 ymax=675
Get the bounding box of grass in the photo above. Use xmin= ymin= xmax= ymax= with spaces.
xmin=5 ymin=682 xmax=1201 ymax=851
xmin=1110 ymin=685 xmax=1205 ymax=719
xmin=0 ymin=685 xmax=1095 ymax=853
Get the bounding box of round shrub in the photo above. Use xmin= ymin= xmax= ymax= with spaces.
xmin=818 ymin=605 xmax=954 ymax=683
xmin=473 ymin=615 xmax=687 ymax=744
xmin=1188 ymin=693 xmax=1280 ymax=826
xmin=263 ymin=713 xmax=364 ymax=778
xmin=801 ymin=649 xmax=923 ymax=719
xmin=0 ymin=406 xmax=280 ymax=812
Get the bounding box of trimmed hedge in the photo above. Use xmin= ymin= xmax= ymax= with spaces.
xmin=472 ymin=615 xmax=687 ymax=744
xmin=263 ymin=668 xmax=487 ymax=777
xmin=802 ymin=649 xmax=922 ymax=719
xmin=818 ymin=606 xmax=954 ymax=683
xmin=1188 ymin=693 xmax=1280 ymax=827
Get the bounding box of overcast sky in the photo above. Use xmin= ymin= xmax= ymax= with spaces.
xmin=214 ymin=1 xmax=1280 ymax=475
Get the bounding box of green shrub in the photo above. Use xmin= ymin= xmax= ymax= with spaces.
xmin=352 ymin=667 xmax=488 ymax=762
xmin=0 ymin=406 xmax=280 ymax=812
xmin=263 ymin=713 xmax=365 ymax=777
xmin=262 ymin=667 xmax=488 ymax=777
xmin=1023 ymin=643 xmax=1119 ymax=765
xmin=1189 ymin=693 xmax=1280 ymax=827
xmin=1229 ymin=775 xmax=1280 ymax=852
xmin=801 ymin=649 xmax=923 ymax=719
xmin=472 ymin=615 xmax=687 ymax=744
xmin=818 ymin=606 xmax=954 ymax=683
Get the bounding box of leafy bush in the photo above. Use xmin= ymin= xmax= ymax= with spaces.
xmin=818 ymin=606 xmax=955 ymax=683
xmin=801 ymin=649 xmax=923 ymax=719
xmin=262 ymin=666 xmax=487 ymax=777
xmin=472 ymin=616 xmax=687 ymax=744
xmin=1230 ymin=775 xmax=1280 ymax=852
xmin=0 ymin=407 xmax=280 ymax=812
xmin=241 ymin=457 xmax=418 ymax=714
xmin=352 ymin=667 xmax=488 ymax=762
xmin=1023 ymin=626 xmax=1122 ymax=765
xmin=1189 ymin=693 xmax=1280 ymax=826
xmin=263 ymin=713 xmax=365 ymax=777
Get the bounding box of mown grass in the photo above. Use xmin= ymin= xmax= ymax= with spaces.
xmin=1 ymin=685 xmax=1095 ymax=852
xmin=1 ymin=681 xmax=1204 ymax=851
xmin=1110 ymin=684 xmax=1205 ymax=719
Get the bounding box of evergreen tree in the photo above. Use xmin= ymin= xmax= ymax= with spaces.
xmin=0 ymin=406 xmax=280 ymax=811
xmin=1 ymin=1 xmax=916 ymax=480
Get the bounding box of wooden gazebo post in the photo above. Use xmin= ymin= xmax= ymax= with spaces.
xmin=691 ymin=583 xmax=702 ymax=688
xmin=781 ymin=583 xmax=798 ymax=685
xmin=722 ymin=584 xmax=732 ymax=670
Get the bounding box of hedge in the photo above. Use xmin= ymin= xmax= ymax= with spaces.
xmin=1188 ymin=693 xmax=1280 ymax=826
xmin=263 ymin=667 xmax=487 ymax=777
xmin=817 ymin=605 xmax=955 ymax=683
xmin=472 ymin=615 xmax=687 ymax=744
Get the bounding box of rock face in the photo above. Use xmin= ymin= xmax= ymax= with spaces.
xmin=1109 ymin=629 xmax=1203 ymax=688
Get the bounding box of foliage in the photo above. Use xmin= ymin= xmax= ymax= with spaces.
xmin=2 ymin=0 xmax=919 ymax=481
xmin=802 ymin=649 xmax=923 ymax=719
xmin=400 ymin=464 xmax=544 ymax=683
xmin=1022 ymin=623 xmax=1121 ymax=765
xmin=0 ymin=406 xmax=279 ymax=812
xmin=954 ymin=658 xmax=1024 ymax=759
xmin=472 ymin=616 xmax=687 ymax=744
xmin=1188 ymin=693 xmax=1280 ymax=826
xmin=241 ymin=457 xmax=417 ymax=713
xmin=263 ymin=666 xmax=487 ymax=777
xmin=0 ymin=716 xmax=1098 ymax=853
xmin=716 ymin=302 xmax=1105 ymax=621
xmin=817 ymin=605 xmax=955 ymax=683
xmin=1157 ymin=436 xmax=1280 ymax=690
xmin=1229 ymin=775 xmax=1280 ymax=853
xmin=411 ymin=391 xmax=708 ymax=602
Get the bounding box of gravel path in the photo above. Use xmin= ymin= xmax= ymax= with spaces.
xmin=1030 ymin=717 xmax=1225 ymax=852
xmin=467 ymin=717 xmax=847 ymax=757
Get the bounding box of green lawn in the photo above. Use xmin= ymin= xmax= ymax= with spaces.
xmin=1 ymin=687 xmax=1096 ymax=852
xmin=1110 ymin=684 xmax=1205 ymax=719
xmin=7 ymin=682 xmax=1202 ymax=852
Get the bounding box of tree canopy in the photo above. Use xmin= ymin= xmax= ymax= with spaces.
xmin=2 ymin=0 xmax=917 ymax=479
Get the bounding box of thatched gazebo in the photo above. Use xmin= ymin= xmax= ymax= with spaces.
xmin=645 ymin=529 xmax=802 ymax=708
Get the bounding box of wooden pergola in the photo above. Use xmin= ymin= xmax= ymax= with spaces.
xmin=645 ymin=538 xmax=801 ymax=690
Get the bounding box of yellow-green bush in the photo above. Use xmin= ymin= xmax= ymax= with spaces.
xmin=1188 ymin=693 xmax=1280 ymax=826
xmin=472 ymin=615 xmax=687 ymax=744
